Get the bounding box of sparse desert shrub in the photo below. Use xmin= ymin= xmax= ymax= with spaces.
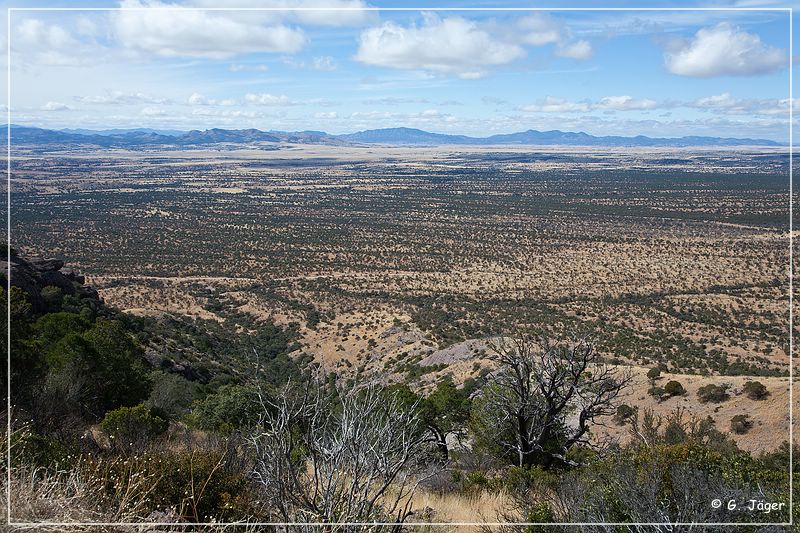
xmin=697 ymin=383 xmax=730 ymax=403
xmin=614 ymin=404 xmax=637 ymax=425
xmin=646 ymin=367 xmax=661 ymax=382
xmin=743 ymin=380 xmax=769 ymax=400
xmin=647 ymin=385 xmax=666 ymax=401
xmin=664 ymin=380 xmax=686 ymax=397
xmin=730 ymin=414 xmax=753 ymax=435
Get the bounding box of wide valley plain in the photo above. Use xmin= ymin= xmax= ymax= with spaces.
xmin=10 ymin=142 xmax=796 ymax=456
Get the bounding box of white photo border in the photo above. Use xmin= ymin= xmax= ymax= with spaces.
xmin=5 ymin=5 xmax=794 ymax=528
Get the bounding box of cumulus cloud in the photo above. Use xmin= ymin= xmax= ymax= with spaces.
xmin=690 ymin=92 xmax=791 ymax=116
xmin=40 ymin=101 xmax=70 ymax=111
xmin=13 ymin=19 xmax=97 ymax=66
xmin=519 ymin=95 xmax=656 ymax=113
xmin=354 ymin=14 xmax=525 ymax=79
xmin=75 ymin=91 xmax=169 ymax=105
xmin=664 ymin=23 xmax=786 ymax=77
xmin=113 ymin=0 xmax=307 ymax=59
xmin=597 ymin=95 xmax=657 ymax=111
xmin=188 ymin=93 xmax=238 ymax=106
xmin=518 ymin=14 xmax=593 ymax=60
xmin=188 ymin=0 xmax=373 ymax=27
xmin=140 ymin=106 xmax=167 ymax=116
xmin=229 ymin=63 xmax=270 ymax=72
xmin=282 ymin=55 xmax=339 ymax=70
xmin=244 ymin=93 xmax=295 ymax=106
xmin=312 ymin=56 xmax=338 ymax=71
xmin=556 ymin=40 xmax=593 ymax=60
xmin=518 ymin=14 xmax=562 ymax=46
xmin=363 ymin=96 xmax=429 ymax=105
xmin=517 ymin=92 xmax=791 ymax=120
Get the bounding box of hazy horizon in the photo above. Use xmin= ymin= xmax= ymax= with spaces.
xmin=4 ymin=122 xmax=789 ymax=143
xmin=2 ymin=1 xmax=795 ymax=142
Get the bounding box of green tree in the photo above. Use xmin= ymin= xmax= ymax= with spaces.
xmin=664 ymin=380 xmax=686 ymax=397
xmin=40 ymin=286 xmax=63 ymax=312
xmin=34 ymin=312 xmax=91 ymax=348
xmin=742 ymin=381 xmax=769 ymax=400
xmin=147 ymin=371 xmax=200 ymax=420
xmin=697 ymin=383 xmax=730 ymax=403
xmin=82 ymin=319 xmax=151 ymax=411
xmin=424 ymin=378 xmax=471 ymax=460
xmin=190 ymin=384 xmax=260 ymax=433
xmin=45 ymin=320 xmax=150 ymax=417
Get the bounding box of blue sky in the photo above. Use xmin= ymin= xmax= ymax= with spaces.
xmin=1 ymin=0 xmax=797 ymax=140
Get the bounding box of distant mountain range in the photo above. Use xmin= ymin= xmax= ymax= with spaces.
xmin=0 ymin=125 xmax=782 ymax=148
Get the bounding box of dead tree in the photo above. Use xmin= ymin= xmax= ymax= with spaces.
xmin=248 ymin=377 xmax=431 ymax=529
xmin=479 ymin=334 xmax=631 ymax=469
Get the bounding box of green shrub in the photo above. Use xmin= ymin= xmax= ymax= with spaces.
xmin=664 ymin=380 xmax=686 ymax=397
xmin=100 ymin=403 xmax=167 ymax=450
xmin=730 ymin=414 xmax=753 ymax=435
xmin=647 ymin=386 xmax=666 ymax=401
xmin=743 ymin=381 xmax=769 ymax=400
xmin=40 ymin=286 xmax=63 ymax=312
xmin=646 ymin=367 xmax=661 ymax=382
xmin=189 ymin=384 xmax=260 ymax=433
xmin=614 ymin=404 xmax=637 ymax=425
xmin=147 ymin=371 xmax=200 ymax=419
xmin=78 ymin=447 xmax=255 ymax=522
xmin=697 ymin=383 xmax=730 ymax=403
xmin=34 ymin=312 xmax=91 ymax=347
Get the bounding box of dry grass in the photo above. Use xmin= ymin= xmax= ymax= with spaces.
xmin=408 ymin=489 xmax=512 ymax=526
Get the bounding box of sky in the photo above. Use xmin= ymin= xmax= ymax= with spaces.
xmin=1 ymin=0 xmax=797 ymax=140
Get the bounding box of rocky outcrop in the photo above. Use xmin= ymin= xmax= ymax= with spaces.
xmin=1 ymin=252 xmax=99 ymax=313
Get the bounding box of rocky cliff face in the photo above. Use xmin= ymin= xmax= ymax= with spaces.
xmin=1 ymin=251 xmax=99 ymax=312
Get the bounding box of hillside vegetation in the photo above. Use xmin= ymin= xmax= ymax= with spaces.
xmin=2 ymin=248 xmax=795 ymax=530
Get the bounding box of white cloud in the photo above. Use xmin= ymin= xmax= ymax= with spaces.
xmin=312 ymin=56 xmax=338 ymax=71
xmin=597 ymin=95 xmax=657 ymax=111
xmin=191 ymin=107 xmax=260 ymax=118
xmin=354 ymin=14 xmax=525 ymax=79
xmin=690 ymin=92 xmax=791 ymax=116
xmin=518 ymin=14 xmax=562 ymax=46
xmin=40 ymin=101 xmax=70 ymax=111
xmin=229 ymin=63 xmax=270 ymax=72
xmin=140 ymin=106 xmax=167 ymax=116
xmin=244 ymin=93 xmax=295 ymax=106
xmin=693 ymin=92 xmax=738 ymax=109
xmin=519 ymin=96 xmax=590 ymax=113
xmin=518 ymin=14 xmax=593 ymax=61
xmin=188 ymin=93 xmax=209 ymax=105
xmin=282 ymin=55 xmax=339 ymax=70
xmin=188 ymin=0 xmax=373 ymax=27
xmin=187 ymin=93 xmax=238 ymax=106
xmin=665 ymin=23 xmax=786 ymax=77
xmin=314 ymin=111 xmax=338 ymax=119
xmin=519 ymin=95 xmax=658 ymax=113
xmin=75 ymin=91 xmax=169 ymax=105
xmin=280 ymin=0 xmax=373 ymax=27
xmin=113 ymin=0 xmax=307 ymax=59
xmin=14 ymin=19 xmax=94 ymax=66
xmin=556 ymin=40 xmax=593 ymax=60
